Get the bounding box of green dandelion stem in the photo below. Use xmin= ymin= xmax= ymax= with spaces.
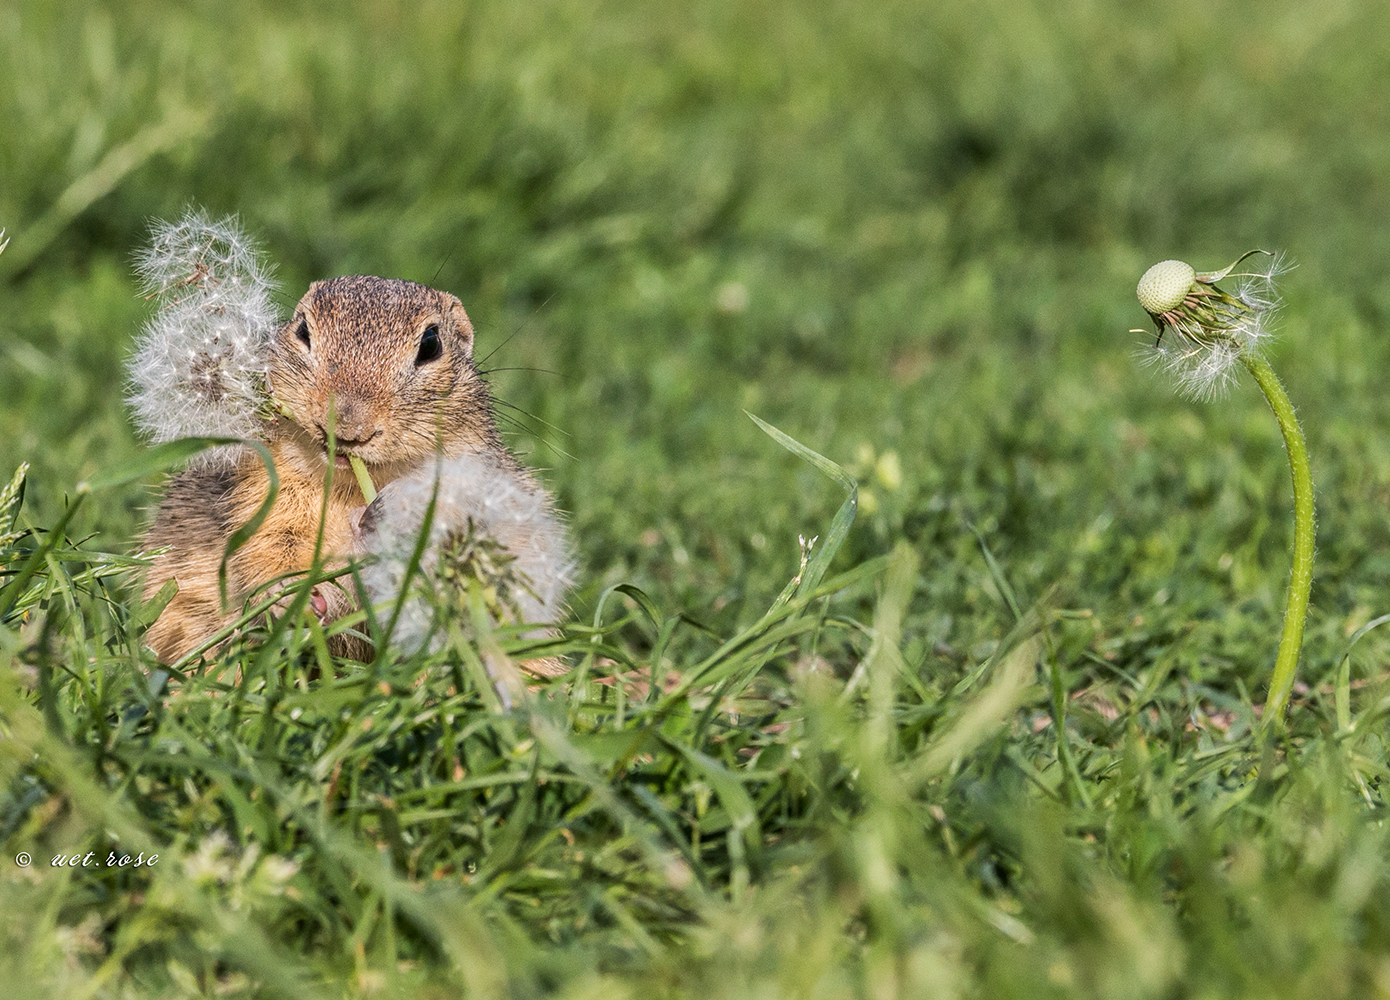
xmin=1241 ymin=352 xmax=1314 ymax=727
xmin=348 ymin=454 xmax=377 ymax=504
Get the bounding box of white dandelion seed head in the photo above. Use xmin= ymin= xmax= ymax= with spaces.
xmin=356 ymin=451 xmax=577 ymax=654
xmin=127 ymin=210 xmax=281 ymax=451
xmin=133 ymin=208 xmax=274 ymax=299
xmin=1135 ymin=250 xmax=1290 ymax=401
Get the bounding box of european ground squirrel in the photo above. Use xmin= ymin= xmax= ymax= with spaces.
xmin=140 ymin=275 xmax=568 ymax=668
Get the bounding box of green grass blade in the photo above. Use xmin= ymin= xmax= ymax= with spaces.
xmin=218 ymin=440 xmax=279 ymax=611
xmin=746 ymin=412 xmax=857 ymax=600
xmin=0 ymin=494 xmax=85 ymax=622
xmin=129 ymin=578 xmax=179 ymax=634
xmin=78 ymin=436 xmax=244 ymax=491
xmin=908 ymin=635 xmax=1043 ymax=785
xmin=965 ymin=517 xmax=1023 ymax=621
xmin=1339 ymin=612 xmax=1390 ymax=735
xmin=0 ymin=462 xmax=28 ymax=538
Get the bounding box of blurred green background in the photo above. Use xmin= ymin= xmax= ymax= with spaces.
xmin=4 ymin=0 xmax=1390 ymax=685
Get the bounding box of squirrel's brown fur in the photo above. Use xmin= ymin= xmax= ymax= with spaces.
xmin=142 ymin=276 xmax=544 ymax=665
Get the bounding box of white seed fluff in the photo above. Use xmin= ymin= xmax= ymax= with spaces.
xmin=1146 ymin=337 xmax=1245 ymax=401
xmin=357 ymin=451 xmax=576 ymax=654
xmin=1141 ymin=253 xmax=1288 ymax=401
xmin=127 ymin=210 xmax=280 ymax=446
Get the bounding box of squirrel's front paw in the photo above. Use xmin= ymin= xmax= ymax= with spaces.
xmin=309 ymin=586 xmax=329 ymax=622
xmin=267 ymin=583 xmax=332 ymax=626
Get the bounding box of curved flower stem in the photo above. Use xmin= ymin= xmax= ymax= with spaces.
xmin=1241 ymin=353 xmax=1315 ymax=728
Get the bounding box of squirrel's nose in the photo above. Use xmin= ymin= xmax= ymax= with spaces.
xmin=320 ymin=395 xmax=378 ymax=446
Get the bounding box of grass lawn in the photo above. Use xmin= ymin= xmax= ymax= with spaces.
xmin=5 ymin=1 xmax=1390 ymax=996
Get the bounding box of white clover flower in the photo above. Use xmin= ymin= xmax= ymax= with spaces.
xmin=356 ymin=451 xmax=576 ymax=654
xmin=127 ymin=210 xmax=280 ymax=445
xmin=1134 ymin=250 xmax=1288 ymax=400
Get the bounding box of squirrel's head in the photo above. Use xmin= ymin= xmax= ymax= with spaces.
xmin=269 ymin=276 xmax=498 ymax=482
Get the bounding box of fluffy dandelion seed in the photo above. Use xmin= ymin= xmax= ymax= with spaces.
xmin=1134 ymin=250 xmax=1286 ymax=400
xmin=356 ymin=451 xmax=576 ymax=653
xmin=127 ymin=210 xmax=281 ymax=446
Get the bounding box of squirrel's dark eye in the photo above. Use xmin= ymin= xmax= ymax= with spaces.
xmin=415 ymin=324 xmax=442 ymax=366
xmin=295 ymin=320 xmax=311 ymax=348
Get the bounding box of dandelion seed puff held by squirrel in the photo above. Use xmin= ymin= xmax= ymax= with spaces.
xmin=139 ymin=273 xmax=571 ymax=670
xmin=353 ymin=448 xmax=576 ymax=668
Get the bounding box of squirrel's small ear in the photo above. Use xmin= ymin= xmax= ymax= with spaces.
xmin=295 ymin=280 xmax=327 ymax=313
xmin=446 ymin=297 xmax=474 ymax=359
